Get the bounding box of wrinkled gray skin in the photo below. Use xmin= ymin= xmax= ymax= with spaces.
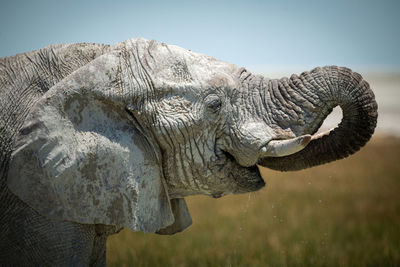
xmin=0 ymin=38 xmax=377 ymax=266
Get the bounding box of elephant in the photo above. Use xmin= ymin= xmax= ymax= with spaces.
xmin=0 ymin=38 xmax=377 ymax=265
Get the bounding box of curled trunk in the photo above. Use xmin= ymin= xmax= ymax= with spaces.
xmin=258 ymin=66 xmax=378 ymax=171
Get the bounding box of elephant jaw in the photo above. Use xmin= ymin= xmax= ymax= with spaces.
xmin=214 ymin=134 xmax=312 ymax=193
xmin=211 ymin=134 xmax=311 ymax=196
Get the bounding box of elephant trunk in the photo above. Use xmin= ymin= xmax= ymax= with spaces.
xmin=257 ymin=66 xmax=378 ymax=171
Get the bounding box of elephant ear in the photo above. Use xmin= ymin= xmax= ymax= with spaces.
xmin=7 ymin=48 xmax=191 ymax=233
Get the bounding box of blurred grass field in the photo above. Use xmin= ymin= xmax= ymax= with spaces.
xmin=107 ymin=136 xmax=400 ymax=266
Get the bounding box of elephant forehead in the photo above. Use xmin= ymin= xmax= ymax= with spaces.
xmin=150 ymin=43 xmax=240 ymax=89
xmin=180 ymin=51 xmax=240 ymax=88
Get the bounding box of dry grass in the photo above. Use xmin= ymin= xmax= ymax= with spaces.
xmin=107 ymin=136 xmax=400 ymax=266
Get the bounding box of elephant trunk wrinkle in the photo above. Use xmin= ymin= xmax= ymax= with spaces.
xmin=257 ymin=66 xmax=377 ymax=171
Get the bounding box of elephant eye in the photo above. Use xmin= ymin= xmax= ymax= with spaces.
xmin=205 ymin=95 xmax=222 ymax=113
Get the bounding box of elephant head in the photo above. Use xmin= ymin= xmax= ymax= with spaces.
xmin=7 ymin=38 xmax=377 ymax=234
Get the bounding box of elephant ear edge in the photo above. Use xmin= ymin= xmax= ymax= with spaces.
xmin=7 ymin=47 xmax=192 ymax=234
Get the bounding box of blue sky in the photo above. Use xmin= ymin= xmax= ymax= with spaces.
xmin=1 ymin=0 xmax=399 ymax=73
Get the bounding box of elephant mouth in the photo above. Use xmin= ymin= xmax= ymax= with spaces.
xmin=212 ymin=133 xmax=315 ymax=196
xmin=217 ymin=149 xmax=265 ymax=195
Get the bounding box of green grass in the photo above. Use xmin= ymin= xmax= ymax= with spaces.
xmin=107 ymin=136 xmax=400 ymax=266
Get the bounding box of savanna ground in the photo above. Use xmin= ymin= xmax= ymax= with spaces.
xmin=107 ymin=136 xmax=400 ymax=266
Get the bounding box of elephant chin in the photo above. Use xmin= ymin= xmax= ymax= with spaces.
xmin=231 ymin=165 xmax=266 ymax=195
xmin=215 ymin=150 xmax=265 ymax=196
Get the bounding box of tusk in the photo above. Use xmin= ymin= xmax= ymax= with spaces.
xmin=261 ymin=134 xmax=312 ymax=157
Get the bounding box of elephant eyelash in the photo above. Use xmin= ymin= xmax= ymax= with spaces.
xmin=204 ymin=94 xmax=222 ymax=114
xmin=207 ymin=98 xmax=222 ymax=112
